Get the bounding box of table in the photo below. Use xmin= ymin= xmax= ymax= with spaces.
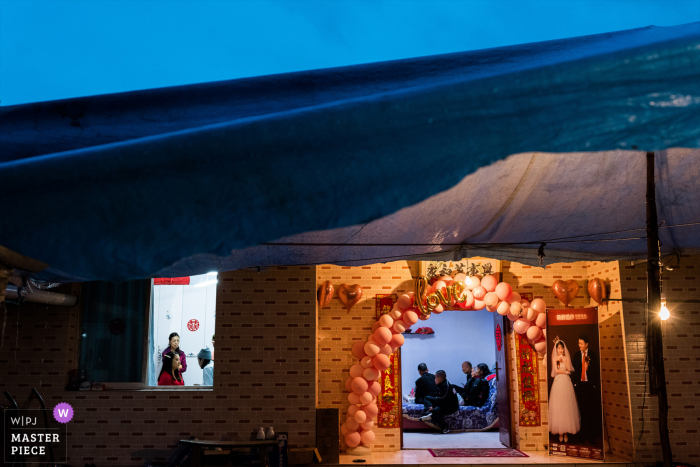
xmin=179 ymin=439 xmax=278 ymax=467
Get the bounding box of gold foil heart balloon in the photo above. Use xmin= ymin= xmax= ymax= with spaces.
xmin=552 ymin=280 xmax=579 ymax=307
xmin=588 ymin=278 xmax=607 ymax=305
xmin=317 ymin=280 xmax=334 ymax=307
xmin=338 ymin=284 xmax=363 ymax=311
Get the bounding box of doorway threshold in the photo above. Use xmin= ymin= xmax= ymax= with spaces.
xmin=338 ymin=450 xmax=627 ymax=465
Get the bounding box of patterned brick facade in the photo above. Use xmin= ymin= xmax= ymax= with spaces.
xmin=3 ymin=257 xmax=698 ymax=464
xmin=1 ymin=267 xmax=317 ymax=465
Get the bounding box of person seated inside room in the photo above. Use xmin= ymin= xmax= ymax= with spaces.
xmin=419 ymin=369 xmax=459 ymax=434
xmin=458 ymin=361 xmax=473 ymax=398
xmin=197 ymin=347 xmax=214 ymax=386
xmin=414 ymin=362 xmax=439 ymax=404
xmin=462 ymin=363 xmax=491 ymax=407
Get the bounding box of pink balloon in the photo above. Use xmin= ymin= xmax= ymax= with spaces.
xmin=466 ymin=276 xmax=481 ymax=290
xmin=363 ymin=368 xmax=380 ymax=381
xmin=347 ymin=405 xmax=359 ymax=416
xmin=474 ymin=299 xmax=485 ymax=310
xmin=373 ymin=354 xmax=391 ymax=371
xmin=374 ymin=327 xmax=392 ymax=346
xmin=351 ymin=377 xmax=368 ymax=395
xmin=433 ymin=304 xmax=444 ymax=314
xmin=367 ymin=335 xmax=375 ymax=343
xmin=354 ymin=409 xmax=367 ymax=423
xmin=378 ymin=344 xmax=392 ymax=356
xmin=534 ymin=340 xmax=547 ymax=354
xmin=530 ymin=298 xmax=547 ymax=314
xmin=379 ymin=314 xmax=394 ymax=328
xmin=371 ymin=321 xmax=381 ymax=333
xmin=509 ymin=301 xmax=522 ymax=317
xmin=390 ymin=333 xmax=405 ymax=348
xmin=397 ymin=294 xmax=412 ymax=310
xmin=486 ymin=304 xmax=498 ymax=313
xmin=406 ymin=291 xmax=415 ymax=304
xmin=390 ymin=308 xmax=402 ymax=320
xmin=362 ymin=403 xmax=378 ymax=417
xmin=513 ymin=318 xmax=530 ymax=334
xmin=346 ymin=418 xmax=360 ymax=431
xmin=439 ymin=275 xmax=452 ymax=283
xmin=457 ymin=290 xmax=474 ymax=308
xmin=348 ymin=393 xmax=361 ymax=404
xmin=345 ymin=432 xmax=361 ymax=447
xmin=344 ymin=377 xmax=353 ymax=392
xmin=508 ymin=291 xmax=521 ymax=304
xmin=403 ymin=310 xmax=418 ymax=325
xmin=454 ymin=273 xmax=468 ymax=283
xmin=352 ymin=341 xmax=366 ymax=359
xmin=481 ymin=274 xmax=498 ymax=292
xmin=495 ymin=282 xmax=512 ymax=301
xmin=525 ymin=307 xmax=538 ymax=321
xmin=360 ymin=419 xmax=373 ymax=430
xmin=472 ymin=286 xmax=486 ymax=300
xmin=433 ymin=281 xmax=447 ymax=294
xmin=484 ymin=292 xmax=499 ymax=307
xmin=526 ymin=325 xmax=542 ymax=341
xmin=361 ymin=356 xmax=374 ymax=368
xmin=496 ymin=301 xmax=510 ymax=316
xmin=360 ymin=430 xmax=375 ymax=445
xmin=350 ymin=364 xmax=364 ymax=378
xmin=340 ymin=424 xmax=349 ymax=436
xmin=392 ymin=320 xmax=406 ymax=334
xmin=359 ymin=392 xmax=373 ymax=405
xmin=536 ymin=313 xmax=546 ymax=328
xmin=364 ymin=342 xmax=380 ymax=357
xmin=367 ymin=381 xmax=381 ymax=396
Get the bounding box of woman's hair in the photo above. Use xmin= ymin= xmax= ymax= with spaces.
xmin=556 ymin=341 xmax=565 ymax=351
xmin=168 ymin=332 xmax=180 ymax=351
xmin=551 ymin=340 xmax=574 ymax=377
xmin=159 ymin=351 xmax=182 ymax=382
xmin=477 ymin=363 xmax=490 ymax=377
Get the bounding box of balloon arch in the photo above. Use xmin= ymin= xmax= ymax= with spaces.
xmin=341 ymin=273 xmax=547 ymax=453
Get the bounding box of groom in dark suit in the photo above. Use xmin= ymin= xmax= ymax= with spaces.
xmin=571 ymin=334 xmax=602 ymax=446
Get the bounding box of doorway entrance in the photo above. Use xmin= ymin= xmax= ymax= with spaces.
xmin=399 ymin=308 xmax=511 ymax=449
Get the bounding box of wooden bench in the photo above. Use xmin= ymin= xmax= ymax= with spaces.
xmin=179 ymin=439 xmax=277 ymax=467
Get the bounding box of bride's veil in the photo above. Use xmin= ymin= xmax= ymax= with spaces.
xmin=551 ymin=339 xmax=574 ymax=378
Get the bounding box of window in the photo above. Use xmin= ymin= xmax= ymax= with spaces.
xmin=79 ymin=279 xmax=150 ymax=383
xmin=78 ymin=273 xmax=216 ymax=388
xmin=148 ymin=272 xmax=217 ymax=387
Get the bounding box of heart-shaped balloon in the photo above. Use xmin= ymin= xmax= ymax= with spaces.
xmin=317 ymin=280 xmax=334 ymax=307
xmin=338 ymin=284 xmax=363 ymax=311
xmin=552 ymin=280 xmax=579 ymax=307
xmin=587 ymin=278 xmax=607 ymax=306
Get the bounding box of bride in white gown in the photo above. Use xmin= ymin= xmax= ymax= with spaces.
xmin=549 ymin=339 xmax=581 ymax=442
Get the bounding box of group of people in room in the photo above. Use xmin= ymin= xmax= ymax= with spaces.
xmin=413 ymin=361 xmax=492 ymax=434
xmin=157 ymin=332 xmax=215 ymax=386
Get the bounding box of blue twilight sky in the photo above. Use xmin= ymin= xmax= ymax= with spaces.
xmin=1 ymin=0 xmax=698 ymax=106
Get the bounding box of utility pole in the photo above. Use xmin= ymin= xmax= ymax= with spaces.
xmin=645 ymin=151 xmax=672 ymax=467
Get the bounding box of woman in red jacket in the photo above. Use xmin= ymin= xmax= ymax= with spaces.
xmin=158 ymin=351 xmax=184 ymax=386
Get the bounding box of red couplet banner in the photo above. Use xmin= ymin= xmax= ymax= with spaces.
xmin=546 ymin=308 xmax=604 ymax=460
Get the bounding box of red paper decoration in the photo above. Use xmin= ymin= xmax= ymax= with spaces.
xmin=187 ymin=319 xmax=200 ymax=331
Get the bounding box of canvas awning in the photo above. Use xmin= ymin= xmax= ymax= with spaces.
xmin=1 ymin=22 xmax=698 ymax=282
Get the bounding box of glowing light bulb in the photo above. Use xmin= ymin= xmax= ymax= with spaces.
xmin=659 ymin=304 xmax=670 ymax=321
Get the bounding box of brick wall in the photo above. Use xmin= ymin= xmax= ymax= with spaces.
xmin=620 ymin=255 xmax=700 ymax=462
xmin=502 ymin=261 xmax=590 ymax=452
xmin=1 ymin=267 xmax=317 ymax=466
xmin=316 ymin=261 xmax=418 ymax=453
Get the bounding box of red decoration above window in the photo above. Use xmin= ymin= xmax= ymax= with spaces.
xmin=154 ymin=277 xmax=191 ymax=285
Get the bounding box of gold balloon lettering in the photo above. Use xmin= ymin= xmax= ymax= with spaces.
xmin=415 ymin=276 xmax=469 ymax=317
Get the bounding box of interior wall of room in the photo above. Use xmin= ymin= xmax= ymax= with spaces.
xmin=1 ymin=267 xmax=317 ymax=466
xmin=400 ymin=309 xmax=496 ymax=397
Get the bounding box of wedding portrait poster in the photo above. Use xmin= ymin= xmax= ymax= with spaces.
xmin=546 ymin=307 xmax=604 ymax=460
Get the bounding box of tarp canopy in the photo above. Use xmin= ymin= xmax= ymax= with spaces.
xmin=1 ymin=22 xmax=699 ymax=282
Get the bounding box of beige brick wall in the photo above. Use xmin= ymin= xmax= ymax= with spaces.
xmin=2 ymin=267 xmax=317 ymax=466
xmin=620 ymin=256 xmax=700 ymax=462
xmin=316 ymin=261 xmax=418 ymax=452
